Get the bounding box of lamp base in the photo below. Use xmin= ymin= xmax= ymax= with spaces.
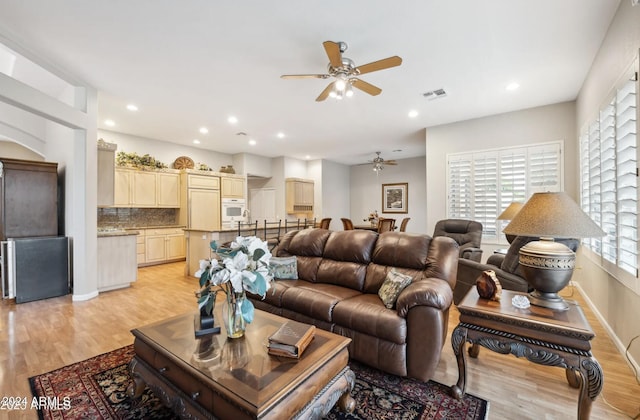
xmin=528 ymin=290 xmax=569 ymax=311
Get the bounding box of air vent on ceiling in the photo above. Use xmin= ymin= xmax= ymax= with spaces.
xmin=423 ymin=88 xmax=447 ymax=100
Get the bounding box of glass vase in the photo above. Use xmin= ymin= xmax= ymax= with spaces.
xmin=223 ymin=290 xmax=246 ymax=339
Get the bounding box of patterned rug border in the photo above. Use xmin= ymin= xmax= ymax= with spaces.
xmin=29 ymin=344 xmax=490 ymax=420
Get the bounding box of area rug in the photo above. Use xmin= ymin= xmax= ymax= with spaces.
xmin=29 ymin=345 xmax=489 ymax=420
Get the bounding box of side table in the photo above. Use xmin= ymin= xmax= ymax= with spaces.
xmin=450 ymin=288 xmax=603 ymax=420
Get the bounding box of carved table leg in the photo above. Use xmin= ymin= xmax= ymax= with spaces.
xmin=450 ymin=325 xmax=468 ymax=400
xmin=565 ymin=368 xmax=581 ymax=389
xmin=338 ymin=392 xmax=356 ymax=413
xmin=577 ymin=357 xmax=604 ymax=420
xmin=127 ymin=357 xmax=146 ymax=398
xmin=468 ymin=343 xmax=480 ymax=358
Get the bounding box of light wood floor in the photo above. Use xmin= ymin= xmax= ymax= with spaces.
xmin=1 ymin=262 xmax=639 ymax=419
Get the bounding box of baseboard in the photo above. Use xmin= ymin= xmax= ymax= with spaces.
xmin=72 ymin=290 xmax=99 ymax=301
xmin=573 ymin=282 xmax=640 ymax=378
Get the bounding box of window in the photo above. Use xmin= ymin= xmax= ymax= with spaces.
xmin=447 ymin=141 xmax=563 ymax=242
xmin=579 ymin=73 xmax=638 ymax=281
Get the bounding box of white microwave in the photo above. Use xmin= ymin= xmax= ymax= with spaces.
xmin=221 ymin=198 xmax=247 ymax=228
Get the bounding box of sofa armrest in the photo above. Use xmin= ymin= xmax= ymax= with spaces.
xmin=396 ymin=278 xmax=453 ymax=318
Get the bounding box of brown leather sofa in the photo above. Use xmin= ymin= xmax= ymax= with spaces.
xmin=248 ymin=228 xmax=459 ymax=382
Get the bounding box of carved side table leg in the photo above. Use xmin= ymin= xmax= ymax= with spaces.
xmin=565 ymin=368 xmax=581 ymax=389
xmin=577 ymin=357 xmax=604 ymax=420
xmin=468 ymin=343 xmax=480 ymax=358
xmin=450 ymin=325 xmax=468 ymax=400
xmin=127 ymin=357 xmax=146 ymax=398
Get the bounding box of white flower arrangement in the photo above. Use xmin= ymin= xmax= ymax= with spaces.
xmin=195 ymin=236 xmax=273 ymax=324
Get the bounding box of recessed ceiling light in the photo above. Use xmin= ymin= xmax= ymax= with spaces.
xmin=248 ymin=139 xmax=257 ymax=146
xmin=199 ymin=127 xmax=208 ymax=134
xmin=104 ymin=119 xmax=115 ymax=127
xmin=126 ymin=104 xmax=138 ymax=111
xmin=305 ymin=155 xmax=311 ymax=160
xmin=506 ymin=82 xmax=520 ymax=91
xmin=277 ymin=132 xmax=285 ymax=139
xmin=408 ymin=110 xmax=418 ymax=118
xmin=193 ymin=139 xmax=200 ymax=144
xmin=228 ymin=116 xmax=238 ymax=124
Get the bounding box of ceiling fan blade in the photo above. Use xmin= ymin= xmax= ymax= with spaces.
xmin=352 ymin=78 xmax=382 ymax=96
xmin=356 ymin=56 xmax=402 ymax=75
xmin=323 ymin=41 xmax=343 ymax=68
xmin=316 ymin=82 xmax=335 ymax=102
xmin=384 ymin=160 xmax=398 ymax=165
xmin=281 ymin=74 xmax=330 ymax=79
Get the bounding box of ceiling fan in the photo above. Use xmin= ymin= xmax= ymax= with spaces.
xmin=281 ymin=41 xmax=402 ymax=102
xmin=364 ymin=152 xmax=398 ymax=172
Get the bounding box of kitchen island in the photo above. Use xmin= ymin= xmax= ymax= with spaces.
xmin=184 ymin=226 xmax=279 ymax=277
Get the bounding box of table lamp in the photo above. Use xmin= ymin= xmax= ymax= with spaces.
xmin=503 ymin=192 xmax=604 ymax=310
xmin=497 ymin=201 xmax=524 ymax=243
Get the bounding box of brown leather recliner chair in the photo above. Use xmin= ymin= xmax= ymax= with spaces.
xmin=433 ymin=219 xmax=483 ymax=262
xmin=455 ymin=236 xmax=580 ymax=304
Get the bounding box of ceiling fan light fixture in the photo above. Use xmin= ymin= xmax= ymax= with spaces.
xmin=345 ymin=85 xmax=354 ymax=97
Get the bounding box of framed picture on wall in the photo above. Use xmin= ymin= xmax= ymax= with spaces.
xmin=382 ymin=183 xmax=408 ymax=213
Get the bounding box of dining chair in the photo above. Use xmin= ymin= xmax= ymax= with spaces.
xmin=319 ymin=218 xmax=331 ymax=229
xmin=237 ymin=220 xmax=258 ymax=237
xmin=399 ymin=217 xmax=411 ymax=232
xmin=341 ymin=218 xmax=354 ymax=230
xmin=377 ymin=218 xmax=395 ymax=233
xmin=263 ymin=219 xmax=282 ymax=251
xmin=284 ymin=219 xmax=301 ymax=232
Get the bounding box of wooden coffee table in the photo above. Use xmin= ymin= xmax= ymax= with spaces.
xmin=450 ymin=288 xmax=603 ymax=420
xmin=128 ymin=309 xmax=355 ymax=419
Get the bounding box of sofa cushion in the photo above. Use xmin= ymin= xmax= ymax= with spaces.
xmin=378 ymin=270 xmax=413 ymax=309
xmin=269 ymin=256 xmax=298 ymax=279
xmin=323 ymin=230 xmax=378 ymax=264
xmin=332 ymin=294 xmax=407 ymax=344
xmin=280 ymin=282 xmax=362 ymax=322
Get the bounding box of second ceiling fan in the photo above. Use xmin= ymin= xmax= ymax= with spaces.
xmin=281 ymin=41 xmax=402 ymax=101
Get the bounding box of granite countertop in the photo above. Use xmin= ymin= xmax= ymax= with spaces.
xmin=97 ymin=229 xmax=140 ymax=238
xmin=97 ymin=225 xmax=186 ymax=237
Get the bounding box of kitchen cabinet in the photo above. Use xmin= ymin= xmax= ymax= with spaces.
xmin=113 ymin=168 xmax=180 ymax=208
xmin=97 ymin=233 xmax=137 ymax=291
xmin=221 ymin=176 xmax=245 ymax=198
xmin=141 ymin=227 xmax=185 ymax=266
xmin=286 ymin=178 xmax=314 ymax=215
xmin=179 ymin=171 xmax=221 ymax=231
xmin=97 ymin=140 xmax=117 ymax=207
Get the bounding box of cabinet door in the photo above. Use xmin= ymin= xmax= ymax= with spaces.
xmin=166 ymin=234 xmax=186 ymax=259
xmin=145 ymin=235 xmax=167 ymax=262
xmin=158 ymin=172 xmax=180 ymax=207
xmin=189 ymin=189 xmax=221 ymax=231
xmin=222 ymin=177 xmax=245 ymax=198
xmin=132 ymin=172 xmax=157 ymax=207
xmin=113 ymin=169 xmax=132 ymax=206
xmin=301 ymin=181 xmax=314 ymax=205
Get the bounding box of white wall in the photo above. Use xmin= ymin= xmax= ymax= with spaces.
xmin=574 ymin=0 xmax=640 ymax=369
xmin=425 ymin=101 xmax=577 ymax=247
xmin=350 ymin=156 xmax=427 ymax=234
xmin=98 ymin=129 xmax=233 ymax=172
xmin=0 ymin=140 xmax=43 ymax=160
xmin=319 ymin=159 xmax=350 ymax=231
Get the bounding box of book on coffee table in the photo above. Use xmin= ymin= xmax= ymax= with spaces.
xmin=268 ymin=320 xmax=316 ymax=359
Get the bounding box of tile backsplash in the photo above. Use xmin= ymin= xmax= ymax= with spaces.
xmin=98 ymin=208 xmax=179 ymax=228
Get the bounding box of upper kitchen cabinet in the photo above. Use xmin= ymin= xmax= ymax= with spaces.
xmin=113 ymin=167 xmax=181 ymax=208
xmin=286 ymin=178 xmax=314 ymax=215
xmin=97 ymin=140 xmax=117 ymax=207
xmin=221 ymin=175 xmax=245 ymax=199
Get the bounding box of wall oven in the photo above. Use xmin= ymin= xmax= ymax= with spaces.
xmin=221 ymin=198 xmax=247 ymax=229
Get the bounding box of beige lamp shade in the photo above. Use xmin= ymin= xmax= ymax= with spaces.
xmin=503 ymin=192 xmax=604 ymax=238
xmin=497 ymin=202 xmax=524 ymax=220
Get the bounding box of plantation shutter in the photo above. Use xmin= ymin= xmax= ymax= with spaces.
xmin=600 ymin=101 xmax=617 ymax=264
xmin=447 ymin=155 xmax=472 ymax=218
xmin=528 ymin=143 xmax=561 ymax=193
xmin=588 ymin=120 xmax=602 ymax=254
xmin=473 ymin=153 xmax=498 ymax=239
xmin=498 ymin=149 xmax=527 ymax=235
xmin=615 ymin=78 xmax=638 ymax=276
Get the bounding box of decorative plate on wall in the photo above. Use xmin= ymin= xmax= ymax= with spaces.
xmin=173 ymin=156 xmax=194 ymax=169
